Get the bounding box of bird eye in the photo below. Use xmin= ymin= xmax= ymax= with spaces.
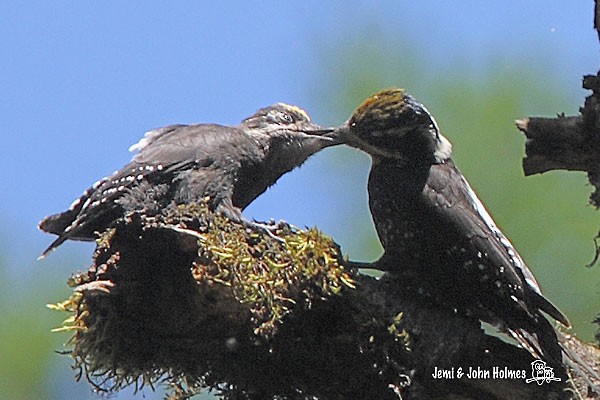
xmin=279 ymin=112 xmax=294 ymax=124
xmin=266 ymin=110 xmax=295 ymax=125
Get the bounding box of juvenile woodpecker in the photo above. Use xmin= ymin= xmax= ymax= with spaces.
xmin=40 ymin=103 xmax=335 ymax=257
xmin=335 ymin=88 xmax=568 ymax=366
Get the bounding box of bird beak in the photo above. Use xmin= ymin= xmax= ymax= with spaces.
xmin=309 ymin=122 xmax=358 ymax=146
xmin=323 ymin=123 xmax=356 ymax=145
xmin=327 ymin=123 xmax=399 ymax=159
xmin=301 ymin=125 xmax=342 ymax=145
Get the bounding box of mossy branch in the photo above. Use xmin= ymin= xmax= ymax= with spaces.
xmin=47 ymin=203 xmax=598 ymax=399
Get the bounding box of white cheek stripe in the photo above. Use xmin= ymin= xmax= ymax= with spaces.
xmin=433 ymin=133 xmax=453 ymax=163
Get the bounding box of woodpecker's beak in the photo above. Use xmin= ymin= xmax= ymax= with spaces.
xmin=301 ymin=125 xmax=341 ymax=146
xmin=327 ymin=123 xmax=357 ymax=146
xmin=330 ymin=122 xmax=405 ymax=160
xmin=323 ymin=129 xmax=346 ymax=145
xmin=303 ymin=124 xmax=346 ymax=146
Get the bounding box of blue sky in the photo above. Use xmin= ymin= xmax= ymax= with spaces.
xmin=1 ymin=2 xmax=599 ymax=398
xmin=1 ymin=2 xmax=597 ymax=266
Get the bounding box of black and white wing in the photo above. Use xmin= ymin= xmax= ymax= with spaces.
xmin=423 ymin=159 xmax=567 ymax=362
xmin=39 ymin=123 xmax=246 ymax=257
xmin=424 ymin=159 xmax=568 ymax=325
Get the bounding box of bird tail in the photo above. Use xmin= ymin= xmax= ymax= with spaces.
xmin=530 ymin=290 xmax=570 ymax=328
xmin=509 ymin=322 xmax=600 ymax=395
xmin=38 ymin=210 xmax=80 ymax=258
xmin=558 ymin=331 xmax=600 ymax=395
xmin=38 ymin=207 xmax=107 ymax=258
xmin=38 ymin=210 xmax=106 ymax=258
xmin=38 ymin=234 xmax=70 ymax=259
xmin=38 ymin=181 xmax=109 ymax=258
xmin=508 ymin=326 xmax=563 ymax=371
xmin=39 ymin=210 xmax=78 ymax=236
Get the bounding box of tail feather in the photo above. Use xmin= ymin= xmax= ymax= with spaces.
xmin=39 ymin=210 xmax=78 ymax=236
xmin=38 ymin=206 xmax=116 ymax=258
xmin=558 ymin=331 xmax=600 ymax=395
xmin=39 ymin=210 xmax=91 ymax=258
xmin=507 ymin=327 xmax=563 ymax=370
xmin=38 ymin=181 xmax=110 ymax=257
xmin=507 ymin=315 xmax=565 ymax=376
xmin=508 ymin=319 xmax=600 ymax=397
xmin=39 ymin=235 xmax=70 ymax=259
xmin=531 ymin=290 xmax=570 ymax=328
xmin=38 ymin=210 xmax=80 ymax=259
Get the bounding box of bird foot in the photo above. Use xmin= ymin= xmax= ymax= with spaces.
xmin=246 ymin=219 xmax=287 ymax=243
xmin=345 ymin=260 xmax=376 ymax=269
xmin=75 ymin=280 xmax=115 ymax=294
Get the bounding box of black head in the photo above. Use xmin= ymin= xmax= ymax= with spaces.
xmin=336 ymin=88 xmax=452 ymax=163
xmin=237 ymin=103 xmax=339 ymax=182
xmin=240 ymin=103 xmax=333 ymax=139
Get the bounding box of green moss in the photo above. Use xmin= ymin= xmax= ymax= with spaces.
xmin=48 ymin=201 xmax=572 ymax=399
xmin=192 ymin=210 xmax=354 ymax=337
xmin=48 ymin=201 xmax=360 ymax=398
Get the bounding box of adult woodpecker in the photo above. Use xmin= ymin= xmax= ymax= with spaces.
xmin=40 ymin=103 xmax=335 ymax=257
xmin=335 ymin=88 xmax=569 ymax=366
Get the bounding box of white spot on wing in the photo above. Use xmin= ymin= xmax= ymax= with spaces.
xmin=462 ymin=176 xmax=542 ymax=294
xmin=81 ymin=197 xmax=92 ymax=210
xmin=129 ymin=126 xmax=173 ymax=153
xmin=69 ymin=198 xmax=82 ymax=210
xmin=129 ymin=130 xmax=154 ymax=153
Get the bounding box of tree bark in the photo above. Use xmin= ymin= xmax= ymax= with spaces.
xmin=50 ymin=205 xmax=599 ymax=400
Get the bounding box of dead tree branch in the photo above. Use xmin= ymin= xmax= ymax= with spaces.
xmin=48 ymin=205 xmax=598 ymax=399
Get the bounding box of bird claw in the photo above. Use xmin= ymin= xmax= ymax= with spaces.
xmin=75 ymin=280 xmax=115 ymax=294
xmin=246 ymin=220 xmax=286 ymax=243
xmin=345 ymin=260 xmax=375 ymax=270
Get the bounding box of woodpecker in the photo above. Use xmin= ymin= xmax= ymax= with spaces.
xmin=40 ymin=103 xmax=335 ymax=257
xmin=335 ymin=88 xmax=569 ymax=366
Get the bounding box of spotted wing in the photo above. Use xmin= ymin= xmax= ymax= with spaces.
xmin=424 ymin=159 xmax=568 ymax=326
xmin=39 ymin=123 xmax=246 ymax=256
